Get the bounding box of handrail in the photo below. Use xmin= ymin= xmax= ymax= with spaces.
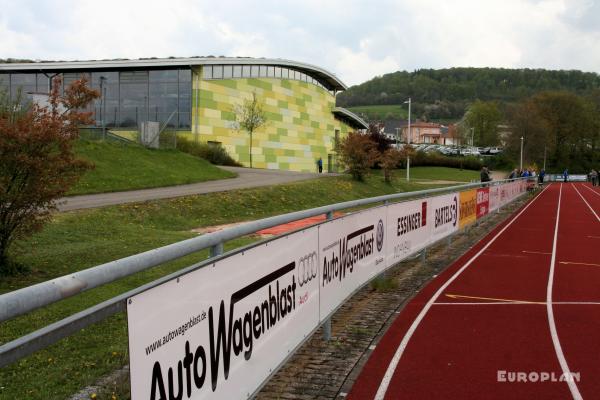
xmin=0 ymin=178 xmax=527 ymax=368
xmin=0 ymin=178 xmax=521 ymax=323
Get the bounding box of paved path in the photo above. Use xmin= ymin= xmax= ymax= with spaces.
xmin=58 ymin=166 xmax=330 ymax=212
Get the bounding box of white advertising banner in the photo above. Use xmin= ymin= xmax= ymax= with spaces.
xmin=429 ymin=192 xmax=459 ymax=242
xmin=489 ymin=185 xmax=500 ymax=212
xmin=127 ymin=228 xmax=320 ymax=400
xmin=318 ymin=207 xmax=387 ymax=319
xmin=385 ymin=198 xmax=431 ymax=266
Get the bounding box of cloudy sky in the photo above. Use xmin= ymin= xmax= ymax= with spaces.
xmin=1 ymin=0 xmax=599 ymax=86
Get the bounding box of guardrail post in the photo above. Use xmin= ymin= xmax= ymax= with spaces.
xmin=323 ymin=210 xmax=334 ymax=341
xmin=209 ymin=242 xmax=224 ymax=258
xmin=421 ymin=247 xmax=427 ymax=262
xmin=323 ymin=319 xmax=332 ymax=342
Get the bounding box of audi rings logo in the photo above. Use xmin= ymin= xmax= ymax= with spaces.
xmin=376 ymin=219 xmax=384 ymax=252
xmin=297 ymin=251 xmax=318 ymax=286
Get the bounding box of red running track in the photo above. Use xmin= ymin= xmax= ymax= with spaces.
xmin=348 ymin=183 xmax=600 ymax=400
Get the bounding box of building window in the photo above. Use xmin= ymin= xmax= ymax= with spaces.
xmin=202 ymin=66 xmax=213 ymax=79
xmin=223 ymin=65 xmax=233 ymax=79
xmin=243 ymin=65 xmax=251 ymax=77
xmin=233 ymin=65 xmax=242 ymax=78
xmin=212 ymin=65 xmax=223 ymax=79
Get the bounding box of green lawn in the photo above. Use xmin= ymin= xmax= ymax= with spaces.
xmin=347 ymin=104 xmax=408 ymax=121
xmin=0 ymin=171 xmax=460 ymax=399
xmin=69 ymin=140 xmax=236 ymax=195
xmin=399 ymin=166 xmax=480 ymax=182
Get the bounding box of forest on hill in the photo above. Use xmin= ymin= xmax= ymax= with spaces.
xmin=338 ymin=67 xmax=600 ymax=121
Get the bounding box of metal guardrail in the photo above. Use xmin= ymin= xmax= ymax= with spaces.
xmin=0 ymin=178 xmax=527 ymax=368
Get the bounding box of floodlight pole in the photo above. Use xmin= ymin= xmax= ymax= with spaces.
xmin=543 ymin=145 xmax=547 ymax=171
xmin=520 ymin=136 xmax=524 ymax=170
xmin=405 ymin=97 xmax=411 ymax=182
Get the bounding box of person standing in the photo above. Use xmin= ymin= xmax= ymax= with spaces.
xmin=317 ymin=157 xmax=323 ymax=174
xmin=591 ymin=169 xmax=598 ymax=187
xmin=539 ymin=169 xmax=546 ymax=185
xmin=563 ymin=169 xmax=569 ymax=183
xmin=480 ymin=166 xmax=491 ymax=183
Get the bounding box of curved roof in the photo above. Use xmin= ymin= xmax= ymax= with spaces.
xmin=332 ymin=107 xmax=369 ymax=130
xmin=0 ymin=57 xmax=347 ymax=91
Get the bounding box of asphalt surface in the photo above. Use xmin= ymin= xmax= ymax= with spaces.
xmin=57 ymin=166 xmax=328 ymax=212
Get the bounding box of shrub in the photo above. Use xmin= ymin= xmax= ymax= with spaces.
xmin=177 ymin=137 xmax=241 ymax=166
xmin=339 ymin=132 xmax=379 ymax=181
xmin=0 ymin=77 xmax=98 ymax=274
xmin=410 ymin=151 xmax=483 ymax=170
xmin=380 ymin=148 xmax=403 ymax=183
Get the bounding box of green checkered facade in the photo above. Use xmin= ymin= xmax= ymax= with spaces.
xmin=187 ymin=67 xmax=353 ymax=172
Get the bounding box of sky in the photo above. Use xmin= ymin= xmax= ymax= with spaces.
xmin=1 ymin=0 xmax=599 ymax=86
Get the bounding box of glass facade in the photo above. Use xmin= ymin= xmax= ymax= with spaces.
xmin=201 ymin=64 xmax=330 ymax=92
xmin=0 ymin=68 xmax=192 ymax=129
xmin=0 ymin=63 xmax=329 ymax=128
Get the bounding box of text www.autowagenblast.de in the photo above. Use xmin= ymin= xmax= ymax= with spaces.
xmin=144 ymin=313 xmax=206 ymax=356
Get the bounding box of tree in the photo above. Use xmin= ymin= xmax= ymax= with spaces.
xmin=233 ymin=92 xmax=266 ymax=168
xmin=464 ymin=100 xmax=503 ymax=146
xmin=0 ymin=76 xmax=99 ymax=274
xmin=380 ymin=148 xmax=403 ymax=183
xmin=506 ymin=91 xmax=597 ymax=172
xmin=338 ymin=132 xmax=379 ymax=181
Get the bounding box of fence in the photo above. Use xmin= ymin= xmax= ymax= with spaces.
xmin=0 ymin=178 xmax=529 ymax=398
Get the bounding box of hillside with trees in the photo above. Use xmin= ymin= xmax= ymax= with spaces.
xmin=338 ymin=67 xmax=600 ymax=121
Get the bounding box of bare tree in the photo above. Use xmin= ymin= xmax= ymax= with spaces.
xmin=233 ymin=92 xmax=266 ymax=168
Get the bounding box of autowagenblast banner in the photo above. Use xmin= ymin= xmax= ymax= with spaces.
xmin=318 ymin=206 xmax=387 ymax=319
xmin=127 ymin=228 xmax=320 ymax=400
xmin=385 ymin=198 xmax=431 ymax=266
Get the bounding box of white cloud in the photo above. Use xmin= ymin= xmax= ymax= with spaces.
xmin=0 ymin=0 xmax=599 ymax=86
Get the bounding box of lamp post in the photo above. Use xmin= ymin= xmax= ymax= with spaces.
xmin=404 ymin=97 xmax=411 ymax=182
xmin=99 ymin=76 xmax=107 ymax=139
xmin=543 ymin=145 xmax=547 ymax=171
xmin=520 ymin=136 xmax=524 ymax=171
xmin=470 ymin=127 xmax=475 ymax=147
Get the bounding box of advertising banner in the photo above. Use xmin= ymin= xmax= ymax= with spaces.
xmin=499 ymin=183 xmax=509 ymax=207
xmin=429 ymin=192 xmax=459 ymax=243
xmin=385 ymin=198 xmax=431 ymax=266
xmin=489 ymin=185 xmax=500 ymax=212
xmin=476 ymin=187 xmax=490 ymax=219
xmin=318 ymin=207 xmax=387 ymax=319
xmin=459 ymin=189 xmax=477 ymax=229
xmin=127 ymin=228 xmax=320 ymax=400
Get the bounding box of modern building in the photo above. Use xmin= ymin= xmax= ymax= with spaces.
xmin=0 ymin=57 xmax=367 ymax=172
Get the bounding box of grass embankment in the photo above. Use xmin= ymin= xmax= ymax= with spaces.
xmin=398 ymin=166 xmax=479 ymax=182
xmin=69 ymin=140 xmax=236 ymax=196
xmin=0 ymin=170 xmax=459 ymax=399
xmin=347 ymin=104 xmax=408 ymax=120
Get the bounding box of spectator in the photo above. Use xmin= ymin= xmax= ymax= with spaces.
xmin=563 ymin=169 xmax=569 ymax=183
xmin=480 ymin=166 xmax=491 ymax=183
xmin=539 ymin=169 xmax=546 ymax=185
xmin=591 ymin=169 xmax=598 ymax=187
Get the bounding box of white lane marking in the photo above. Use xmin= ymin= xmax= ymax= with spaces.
xmin=560 ymin=261 xmax=600 ymax=267
xmin=547 ymin=184 xmax=583 ymax=399
xmin=522 ymin=250 xmax=552 ymax=255
xmin=373 ymin=183 xmax=553 ymax=400
xmin=572 ymin=184 xmax=600 ymax=222
xmin=433 ymin=302 xmax=600 ymax=306
xmin=582 ymin=184 xmax=600 ymax=197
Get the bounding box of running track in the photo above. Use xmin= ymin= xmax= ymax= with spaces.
xmin=349 ymin=183 xmax=600 ymax=399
